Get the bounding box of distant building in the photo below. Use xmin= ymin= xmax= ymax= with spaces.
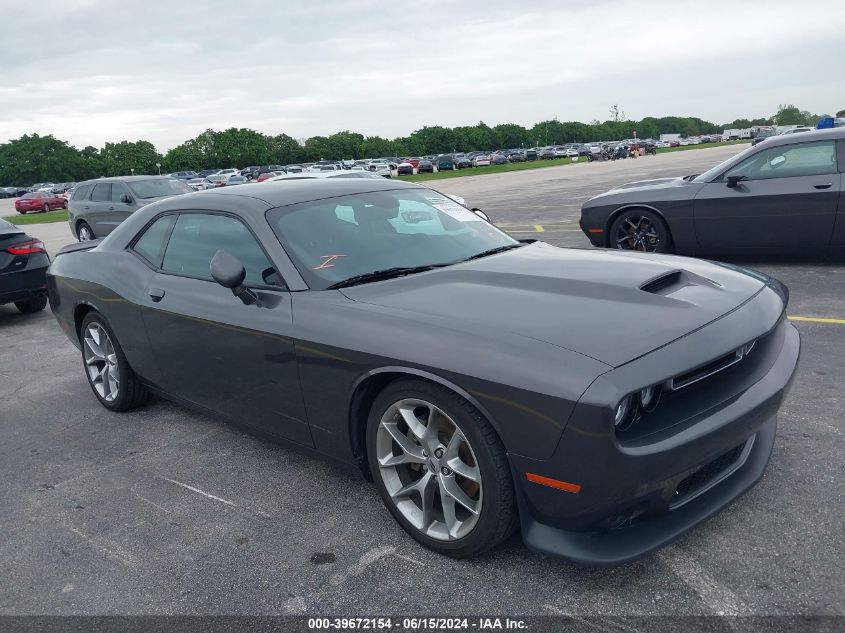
xmin=659 ymin=133 xmax=680 ymax=142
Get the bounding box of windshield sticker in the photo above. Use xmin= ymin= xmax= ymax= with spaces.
xmin=432 ymin=201 xmax=484 ymax=222
xmin=314 ymin=254 xmax=346 ymax=270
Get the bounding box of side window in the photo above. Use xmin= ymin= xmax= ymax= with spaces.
xmin=161 ymin=213 xmax=280 ymax=287
xmin=132 ymin=215 xmax=176 ymax=267
xmin=729 ymin=141 xmax=837 ymax=181
xmin=91 ymin=183 xmax=111 ymax=202
xmin=111 ymin=182 xmax=131 ymax=203
xmin=73 ymin=184 xmax=92 ymax=201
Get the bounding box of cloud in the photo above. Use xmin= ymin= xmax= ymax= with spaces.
xmin=0 ymin=0 xmax=842 ymax=150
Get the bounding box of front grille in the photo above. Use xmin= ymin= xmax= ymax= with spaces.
xmin=671 ymin=437 xmax=753 ymax=509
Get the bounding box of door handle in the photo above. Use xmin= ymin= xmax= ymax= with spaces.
xmin=148 ymin=288 xmax=165 ymax=302
xmin=813 ymin=183 xmax=832 ymax=189
xmin=108 ymin=206 xmax=115 ymax=210
xmin=83 ymin=206 xmax=90 ymax=210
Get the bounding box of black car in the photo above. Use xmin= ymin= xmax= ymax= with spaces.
xmin=454 ymin=155 xmax=473 ymax=169
xmin=0 ymin=219 xmax=49 ymax=313
xmin=418 ymin=160 xmax=435 ymax=173
xmin=47 ymin=179 xmax=799 ymax=565
xmin=580 ymin=128 xmax=845 ymax=253
xmin=524 ymin=149 xmax=538 ymax=161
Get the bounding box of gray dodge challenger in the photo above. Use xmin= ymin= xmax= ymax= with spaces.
xmin=47 ymin=178 xmax=799 ymax=565
xmin=580 ymin=127 xmax=844 ymax=254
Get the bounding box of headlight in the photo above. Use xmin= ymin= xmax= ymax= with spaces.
xmin=639 ymin=385 xmax=660 ymax=412
xmin=614 ymin=395 xmax=635 ymax=430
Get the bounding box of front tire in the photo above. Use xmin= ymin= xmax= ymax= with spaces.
xmin=367 ymin=379 xmax=517 ymax=558
xmin=42 ymin=204 xmax=49 ymax=213
xmin=609 ymin=209 xmax=673 ymax=253
xmin=80 ymin=312 xmax=150 ymax=411
xmin=14 ymin=295 xmax=47 ymax=314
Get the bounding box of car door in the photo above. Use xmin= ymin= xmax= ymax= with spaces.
xmin=138 ymin=211 xmax=312 ymax=446
xmin=88 ymin=183 xmax=113 ymax=236
xmin=107 ymin=182 xmax=137 ymax=227
xmin=693 ymin=139 xmax=839 ymax=248
xmin=830 ymin=140 xmax=845 ymax=246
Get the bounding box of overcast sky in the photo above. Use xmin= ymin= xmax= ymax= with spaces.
xmin=1 ymin=0 xmax=842 ymax=151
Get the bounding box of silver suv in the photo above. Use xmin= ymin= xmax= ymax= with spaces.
xmin=68 ymin=176 xmax=192 ymax=241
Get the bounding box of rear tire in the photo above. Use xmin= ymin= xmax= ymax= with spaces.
xmin=42 ymin=204 xmax=49 ymax=213
xmin=367 ymin=379 xmax=517 ymax=558
xmin=79 ymin=312 xmax=150 ymax=412
xmin=14 ymin=295 xmax=47 ymax=314
xmin=62 ymin=200 xmax=68 ymax=209
xmin=77 ymin=222 xmax=95 ymax=242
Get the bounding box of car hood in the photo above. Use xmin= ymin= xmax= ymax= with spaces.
xmin=339 ymin=243 xmax=769 ymax=367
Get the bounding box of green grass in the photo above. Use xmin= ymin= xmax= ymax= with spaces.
xmin=400 ymin=140 xmax=750 ymax=182
xmin=3 ymin=210 xmax=68 ymax=225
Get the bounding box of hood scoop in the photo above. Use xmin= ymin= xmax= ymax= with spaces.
xmin=640 ymin=269 xmax=723 ymax=297
xmin=640 ymin=270 xmax=686 ymax=295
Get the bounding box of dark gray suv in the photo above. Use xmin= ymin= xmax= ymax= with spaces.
xmin=68 ymin=176 xmax=192 ymax=241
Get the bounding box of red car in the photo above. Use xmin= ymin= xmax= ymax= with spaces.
xmin=15 ymin=191 xmax=67 ymax=214
xmin=256 ymin=171 xmax=279 ymax=182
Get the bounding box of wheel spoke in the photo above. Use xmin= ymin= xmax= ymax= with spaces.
xmin=439 ymin=484 xmax=461 ymax=538
xmin=380 ymin=421 xmax=426 ymax=465
xmin=398 ymin=404 xmax=428 ymax=441
xmin=441 ymin=475 xmax=480 ymax=515
xmin=444 ymin=430 xmax=480 ymax=482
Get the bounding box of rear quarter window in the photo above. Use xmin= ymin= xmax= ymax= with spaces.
xmin=72 ymin=184 xmax=93 ymax=201
xmin=132 ymin=215 xmax=176 ymax=267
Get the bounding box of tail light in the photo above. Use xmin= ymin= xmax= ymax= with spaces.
xmin=7 ymin=239 xmax=46 ymax=255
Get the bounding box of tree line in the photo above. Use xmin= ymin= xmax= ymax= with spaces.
xmin=1 ymin=104 xmax=840 ymax=185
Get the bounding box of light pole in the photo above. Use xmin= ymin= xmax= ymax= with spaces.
xmin=155 ymin=162 xmax=161 ymax=175
xmin=130 ymin=168 xmax=135 ymax=176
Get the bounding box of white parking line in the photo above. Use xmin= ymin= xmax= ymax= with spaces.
xmin=659 ymin=549 xmax=747 ymax=616
xmin=161 ymin=477 xmax=236 ymax=507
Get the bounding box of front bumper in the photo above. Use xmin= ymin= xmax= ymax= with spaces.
xmin=509 ymin=294 xmax=800 ymax=566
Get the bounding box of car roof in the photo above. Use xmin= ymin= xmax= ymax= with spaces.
xmin=76 ymin=175 xmax=175 ymax=185
xmin=189 ymin=176 xmax=423 ymax=208
xmin=763 ymin=127 xmax=845 ymax=147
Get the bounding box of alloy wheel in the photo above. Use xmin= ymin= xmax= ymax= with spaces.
xmin=83 ymin=323 xmax=120 ymax=402
xmin=616 ymin=215 xmax=661 ymax=252
xmin=78 ymin=225 xmax=93 ymax=241
xmin=376 ymin=398 xmax=482 ymax=541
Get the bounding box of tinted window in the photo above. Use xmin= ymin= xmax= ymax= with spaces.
xmin=728 ymin=141 xmax=837 ymax=181
xmin=132 ymin=215 xmax=176 ymax=267
xmin=22 ymin=192 xmax=40 ymax=199
xmin=111 ymin=182 xmax=131 ymax=203
xmin=161 ymin=213 xmax=279 ymax=286
xmin=267 ymin=189 xmax=516 ymax=290
xmin=91 ymin=183 xmax=111 ymax=202
xmin=72 ymin=184 xmax=93 ymax=201
xmin=128 ymin=178 xmax=193 ymax=199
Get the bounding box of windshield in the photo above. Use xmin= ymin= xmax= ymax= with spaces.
xmin=129 ymin=178 xmax=193 ymax=199
xmin=693 ymin=144 xmax=759 ymax=183
xmin=266 ymin=188 xmax=517 ymax=290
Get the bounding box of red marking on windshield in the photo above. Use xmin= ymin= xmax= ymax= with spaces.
xmin=314 ymin=254 xmax=347 ymax=270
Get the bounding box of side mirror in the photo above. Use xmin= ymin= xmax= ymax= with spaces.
xmin=471 ymin=208 xmax=490 ymax=222
xmin=210 ymin=250 xmax=256 ymax=305
xmin=120 ymin=193 xmax=133 ymax=204
xmin=725 ymin=174 xmax=748 ymax=188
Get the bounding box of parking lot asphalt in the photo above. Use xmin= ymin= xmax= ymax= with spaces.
xmin=1 ymin=145 xmax=843 ymax=617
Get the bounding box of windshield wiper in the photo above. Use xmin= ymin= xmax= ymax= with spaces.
xmin=326 ymin=264 xmax=450 ymax=290
xmin=458 ymin=242 xmax=525 ymax=263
